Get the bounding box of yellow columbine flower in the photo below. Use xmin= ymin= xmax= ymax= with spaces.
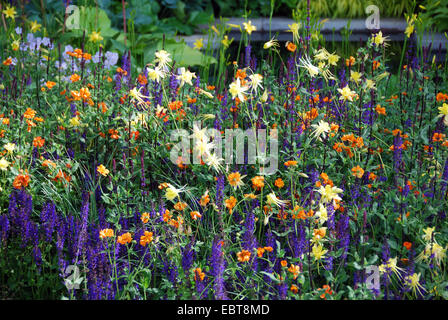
xmin=316 ymin=203 xmax=328 ymax=224
xmin=4 ymin=143 xmax=15 ymax=154
xmin=165 ymin=184 xmax=184 ymax=201
xmin=317 ymin=184 xmax=343 ymax=204
xmin=263 ymin=37 xmax=279 ymax=50
xmin=0 ymin=157 xmax=10 ymax=171
xmin=350 ymin=71 xmax=362 ymax=84
xmin=372 ymin=31 xmax=389 ymax=46
xmin=404 ymin=273 xmax=425 ymax=297
xmin=243 ymin=20 xmax=257 ymax=35
xmin=378 ymin=257 xmax=404 ymax=279
xmin=438 ymin=103 xmax=448 ymax=117
xmin=30 ymin=20 xmax=42 ymax=33
xmin=229 ymin=78 xmax=248 ymax=101
xmin=248 ymin=73 xmax=263 ymax=93
xmin=287 ymin=23 xmax=300 ymax=42
xmin=193 ymin=38 xmax=204 ymax=50
xmin=154 ymin=50 xmax=172 ymax=69
xmin=311 ymin=244 xmax=328 ymax=261
xmin=327 ymin=53 xmax=340 ymax=66
xmin=337 ymin=85 xmax=356 ymax=102
xmin=177 ymin=67 xmax=196 ymax=87
xmin=311 ymin=120 xmax=330 ymax=141
xmin=2 ymin=6 xmax=17 ymax=19
xmin=417 ymin=242 xmax=447 ymax=266
xmin=422 ymin=227 xmax=435 ymax=242
xmin=89 ymin=31 xmax=103 ymax=43
xmin=129 ymin=86 xmax=151 ymax=106
xmin=266 ymin=192 xmax=289 ymax=208
xmin=365 ymin=79 xmax=376 ymax=90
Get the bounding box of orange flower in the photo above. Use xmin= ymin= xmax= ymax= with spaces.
xmin=117 ymin=232 xmax=132 ymax=245
xmin=174 ymin=201 xmax=188 ymax=211
xmin=227 ymin=172 xmax=243 ymax=189
xmin=141 ymin=212 xmax=150 ymax=224
xmin=45 ymin=81 xmax=57 ymax=89
xmin=13 ymin=174 xmax=30 ymax=189
xmin=286 ymin=41 xmax=297 ymax=52
xmin=237 ymin=249 xmax=251 ymax=262
xmin=251 ymin=176 xmax=265 ymax=191
xmin=225 ymin=196 xmax=237 ymax=214
xmin=346 ymin=56 xmax=355 ymax=67
xmin=190 ymin=211 xmax=202 ymax=220
xmin=97 ymin=164 xmax=109 ymax=176
xmin=23 ymin=108 xmax=36 ymax=119
xmin=70 ymin=74 xmax=80 ymax=82
xmin=2 ymin=57 xmax=12 ymax=66
xmin=375 ymin=104 xmax=386 ymax=115
xmin=432 ymin=132 xmax=445 ymax=142
xmin=275 ymin=178 xmax=285 ymax=188
xmin=139 ymin=231 xmax=153 ymax=246
xmin=200 ymin=193 xmax=210 ymax=206
xmin=137 ymin=74 xmax=148 ymax=85
xmin=194 ymin=268 xmax=205 ymax=281
xmin=257 ymin=247 xmax=265 ymax=257
xmin=403 ymin=241 xmax=412 ymax=250
xmin=351 ymin=165 xmax=364 ymax=179
xmin=280 ymin=260 xmax=288 ymax=267
xmin=99 ymin=228 xmax=114 ymax=239
xmin=288 ymin=263 xmax=300 ymax=279
xmin=42 ymin=159 xmax=56 ymax=168
xmin=372 ymin=60 xmax=380 ymax=70
xmin=290 ymin=285 xmax=299 ymax=293
xmin=33 ymin=136 xmax=45 ymax=148
xmin=284 ymin=160 xmax=298 ymax=167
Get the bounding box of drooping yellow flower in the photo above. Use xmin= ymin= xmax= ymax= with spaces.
xmin=422 ymin=227 xmax=435 ymax=242
xmin=372 ymin=31 xmax=389 ymax=46
xmin=177 ymin=67 xmax=196 ymax=87
xmin=317 ymin=184 xmax=343 ymax=204
xmin=350 ymin=71 xmax=362 ymax=84
xmin=404 ymin=273 xmax=426 ymax=297
xmin=287 ymin=23 xmax=300 ymax=42
xmin=378 ymin=257 xmax=404 ymax=279
xmin=266 ymin=192 xmax=289 ymax=208
xmin=263 ymin=37 xmax=279 ymax=50
xmin=338 ymin=85 xmax=356 ymax=102
xmin=248 ymin=73 xmax=263 ymax=93
xmin=0 ymin=157 xmax=10 ymax=171
xmin=229 ymin=78 xmax=249 ymax=101
xmin=89 ymin=31 xmax=103 ymax=43
xmin=315 ymin=203 xmax=328 ymax=224
xmin=311 ymin=120 xmax=330 ymax=141
xmin=154 ymin=50 xmax=172 ymax=69
xmin=327 ymin=53 xmax=340 ymax=66
xmin=4 ymin=143 xmax=16 ymax=154
xmin=165 ymin=184 xmax=184 ymax=202
xmin=243 ymin=20 xmax=257 ymax=35
xmin=417 ymin=242 xmax=447 ymax=266
xmin=311 ymin=244 xmax=328 ymax=261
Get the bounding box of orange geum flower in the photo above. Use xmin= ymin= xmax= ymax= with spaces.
xmin=227 ymin=171 xmax=245 ymax=189
xmin=284 ymin=160 xmax=298 ymax=167
xmin=174 ymin=201 xmax=188 ymax=211
xmin=432 ymin=132 xmax=445 ymax=142
xmin=117 ymin=232 xmax=132 ymax=245
xmin=288 ymin=263 xmax=300 ymax=279
xmin=194 ymin=268 xmax=205 ymax=281
xmin=97 ymin=164 xmax=109 ymax=176
xmin=141 ymin=212 xmax=150 ymax=224
xmin=257 ymin=247 xmax=265 ymax=257
xmin=13 ymin=173 xmax=30 ymax=189
xmin=23 ymin=108 xmax=36 ymax=119
xmin=290 ymin=285 xmax=299 ymax=294
xmin=99 ymin=228 xmax=114 ymax=239
xmin=45 ymin=81 xmax=56 ymax=89
xmin=351 ymin=165 xmax=365 ymax=179
xmin=140 ymin=231 xmax=153 ymax=246
xmin=280 ymin=260 xmax=288 ymax=267
xmin=33 ymin=136 xmax=45 ymax=148
xmin=225 ymin=196 xmax=237 ymax=214
xmin=286 ymin=41 xmax=297 ymax=52
xmin=251 ymin=176 xmax=265 ymax=191
xmin=275 ymin=178 xmax=285 ymax=188
xmin=403 ymin=241 xmax=412 ymax=250
xmin=375 ymin=104 xmax=386 ymax=115
xmin=70 ymin=74 xmax=80 ymax=82
xmin=237 ymin=249 xmax=251 ymax=262
xmin=2 ymin=57 xmax=13 ymax=66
